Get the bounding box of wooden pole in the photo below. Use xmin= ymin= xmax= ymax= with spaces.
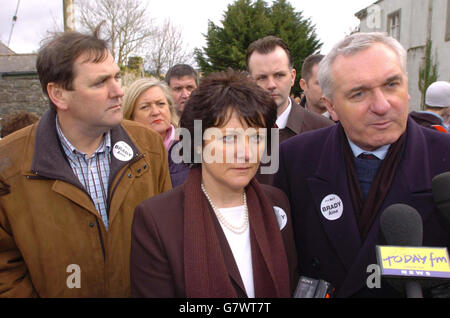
xmin=63 ymin=0 xmax=75 ymax=32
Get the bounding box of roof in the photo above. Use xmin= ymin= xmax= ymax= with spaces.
xmin=0 ymin=54 xmax=37 ymax=73
xmin=0 ymin=41 xmax=15 ymax=55
xmin=0 ymin=40 xmax=37 ymax=74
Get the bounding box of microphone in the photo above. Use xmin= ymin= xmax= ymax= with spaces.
xmin=380 ymin=204 xmax=423 ymax=247
xmin=380 ymin=204 xmax=424 ymax=298
xmin=432 ymin=171 xmax=450 ymax=222
xmin=430 ymin=172 xmax=450 ymax=298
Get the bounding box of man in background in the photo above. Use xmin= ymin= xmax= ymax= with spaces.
xmin=246 ymin=36 xmax=333 ymax=184
xmin=299 ymin=54 xmax=332 ymax=119
xmin=165 ymin=64 xmax=199 ymax=117
xmin=246 ymin=36 xmax=333 ymax=145
xmin=410 ymin=81 xmax=450 ymax=132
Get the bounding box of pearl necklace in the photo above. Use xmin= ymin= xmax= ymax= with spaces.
xmin=201 ymin=183 xmax=249 ymax=234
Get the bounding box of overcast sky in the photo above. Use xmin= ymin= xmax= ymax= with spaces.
xmin=0 ymin=0 xmax=376 ymax=55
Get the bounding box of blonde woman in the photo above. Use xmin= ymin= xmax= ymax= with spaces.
xmin=123 ymin=78 xmax=178 ymax=151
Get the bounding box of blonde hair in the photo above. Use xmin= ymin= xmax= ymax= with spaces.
xmin=123 ymin=77 xmax=178 ymax=126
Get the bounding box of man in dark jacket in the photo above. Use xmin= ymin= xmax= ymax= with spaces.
xmin=246 ymin=36 xmax=334 ymax=184
xmin=299 ymin=54 xmax=331 ymax=119
xmin=274 ymin=32 xmax=450 ymax=298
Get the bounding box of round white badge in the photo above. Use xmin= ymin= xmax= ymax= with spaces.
xmin=320 ymin=194 xmax=343 ymax=221
xmin=273 ymin=206 xmax=287 ymax=230
xmin=112 ymin=141 xmax=134 ymax=162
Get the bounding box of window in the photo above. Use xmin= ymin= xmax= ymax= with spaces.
xmin=387 ymin=10 xmax=401 ymax=40
xmin=446 ymin=0 xmax=450 ymax=41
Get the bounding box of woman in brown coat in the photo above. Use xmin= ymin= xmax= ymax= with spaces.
xmin=130 ymin=70 xmax=298 ymax=298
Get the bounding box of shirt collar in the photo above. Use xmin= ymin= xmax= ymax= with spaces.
xmin=163 ymin=124 xmax=176 ymax=151
xmin=275 ymin=98 xmax=292 ymax=129
xmin=55 ymin=116 xmax=111 ymax=157
xmin=347 ymin=137 xmax=390 ymax=160
xmin=322 ymin=110 xmax=331 ymax=118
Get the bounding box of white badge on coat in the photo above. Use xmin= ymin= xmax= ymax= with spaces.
xmin=320 ymin=194 xmax=343 ymax=221
xmin=112 ymin=141 xmax=134 ymax=162
xmin=273 ymin=206 xmax=287 ymax=230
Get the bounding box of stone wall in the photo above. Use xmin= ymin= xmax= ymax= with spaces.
xmin=0 ymin=73 xmax=49 ymax=119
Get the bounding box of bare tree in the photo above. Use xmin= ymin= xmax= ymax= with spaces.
xmin=77 ymin=0 xmax=154 ymax=66
xmin=144 ymin=19 xmax=195 ymax=78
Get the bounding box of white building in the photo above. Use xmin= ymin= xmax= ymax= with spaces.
xmin=356 ymin=0 xmax=450 ymax=111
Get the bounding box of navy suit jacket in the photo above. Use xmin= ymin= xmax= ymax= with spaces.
xmin=274 ymin=117 xmax=450 ymax=297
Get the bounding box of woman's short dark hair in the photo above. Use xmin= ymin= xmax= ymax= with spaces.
xmin=179 ymin=69 xmax=277 ymax=166
xmin=36 ymin=25 xmax=109 ymax=110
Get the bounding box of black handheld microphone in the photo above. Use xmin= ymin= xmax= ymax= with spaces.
xmin=380 ymin=204 xmax=424 ymax=298
xmin=430 ymin=172 xmax=450 ymax=298
xmin=432 ymin=171 xmax=450 ymax=222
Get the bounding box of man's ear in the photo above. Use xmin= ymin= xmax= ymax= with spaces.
xmin=47 ymin=83 xmax=69 ymax=111
xmin=290 ymin=68 xmax=296 ymax=88
xmin=299 ymin=78 xmax=307 ymax=91
xmin=322 ymin=96 xmax=339 ymax=122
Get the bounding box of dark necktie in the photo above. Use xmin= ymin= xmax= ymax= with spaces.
xmin=358 ymin=153 xmax=379 ymax=160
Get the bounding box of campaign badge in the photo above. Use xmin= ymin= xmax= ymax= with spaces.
xmin=113 ymin=141 xmax=134 ymax=162
xmin=320 ymin=194 xmax=343 ymax=221
xmin=273 ymin=206 xmax=287 ymax=230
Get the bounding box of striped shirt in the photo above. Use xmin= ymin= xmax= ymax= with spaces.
xmin=56 ymin=119 xmax=111 ymax=230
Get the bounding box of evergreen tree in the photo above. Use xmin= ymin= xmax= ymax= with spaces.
xmin=195 ymin=0 xmax=322 ymax=96
xmin=269 ymin=0 xmax=322 ymax=96
xmin=195 ymin=0 xmax=271 ymax=73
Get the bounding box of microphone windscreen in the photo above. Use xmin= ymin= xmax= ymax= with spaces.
xmin=380 ymin=204 xmax=423 ymax=246
xmin=432 ymin=172 xmax=450 ymax=221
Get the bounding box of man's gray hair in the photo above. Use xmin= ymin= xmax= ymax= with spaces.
xmin=318 ymin=32 xmax=407 ymax=99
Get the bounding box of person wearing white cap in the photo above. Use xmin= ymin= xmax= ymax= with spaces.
xmin=410 ymin=81 xmax=450 ymax=132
